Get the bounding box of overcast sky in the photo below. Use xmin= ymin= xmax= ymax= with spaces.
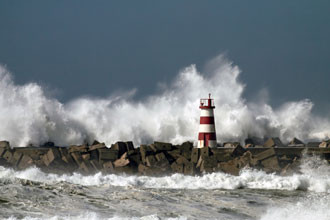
xmin=1 ymin=1 xmax=330 ymax=114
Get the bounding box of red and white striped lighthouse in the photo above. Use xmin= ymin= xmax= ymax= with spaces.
xmin=198 ymin=94 xmax=217 ymax=148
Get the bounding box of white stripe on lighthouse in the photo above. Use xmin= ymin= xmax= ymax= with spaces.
xmin=198 ymin=124 xmax=216 ymax=133
xmin=200 ymin=109 xmax=214 ymax=117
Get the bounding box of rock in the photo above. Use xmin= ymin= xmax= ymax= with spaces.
xmin=90 ymin=160 xmax=103 ymax=170
xmin=213 ymin=152 xmax=232 ymax=162
xmin=59 ymin=148 xmax=76 ymax=164
xmin=200 ymin=147 xmax=210 ymax=158
xmin=155 ymin=152 xmax=166 ymax=161
xmin=113 ymin=152 xmax=130 ymax=167
xmin=97 ymin=148 xmax=118 ymax=161
xmin=223 ymin=142 xmax=240 ymax=148
xmin=88 ymin=143 xmax=106 ymax=151
xmin=103 ymin=161 xmax=114 ymax=172
xmin=200 ymin=156 xmax=217 ymax=173
xmin=261 ymin=156 xmax=280 ymax=172
xmin=306 ymin=142 xmax=321 ymax=148
xmin=111 ymin=142 xmax=128 ymax=157
xmin=17 ymin=155 xmax=33 ymax=170
xmin=191 ymin=148 xmax=200 ymax=163
xmin=0 ymin=141 xmax=10 ymax=149
xmin=289 ymin=138 xmax=304 ymax=146
xmin=167 ymin=149 xmax=181 ymax=160
xmin=244 ymin=144 xmax=253 ymax=148
xmin=138 ymin=164 xmax=149 ymax=174
xmin=253 ymin=148 xmax=276 ymax=162
xmin=78 ymin=161 xmax=94 ymax=173
xmin=319 ymin=140 xmax=330 ymax=148
xmin=218 ymin=160 xmax=240 ymax=176
xmin=140 ymin=145 xmax=153 ymax=164
xmin=170 ymin=162 xmax=184 ymax=173
xmin=42 ymin=148 xmax=61 ymax=167
xmin=0 ymin=147 xmax=6 ymax=157
xmin=183 ymin=161 xmax=195 ymax=175
xmin=126 ymin=141 xmax=135 ymax=151
xmin=71 ymin=152 xmax=83 ymax=166
xmin=178 ymin=142 xmax=193 ymax=160
xmin=68 ymin=145 xmax=88 ymax=153
xmin=231 ymin=145 xmax=246 ymax=157
xmin=12 ymin=151 xmax=23 ymax=166
xmin=264 ymin=138 xmax=284 ymax=148
xmin=92 ymin=140 xmax=100 ymax=145
xmin=152 ymin=142 xmax=172 ymax=151
xmin=145 ymin=155 xmax=157 ymax=167
xmin=81 ymin=153 xmax=91 ymax=161
xmin=128 ymin=154 xmax=141 ymax=165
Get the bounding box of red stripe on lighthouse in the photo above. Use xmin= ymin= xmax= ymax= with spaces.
xmin=200 ymin=117 xmax=214 ymax=124
xmin=198 ymin=133 xmax=216 ymax=140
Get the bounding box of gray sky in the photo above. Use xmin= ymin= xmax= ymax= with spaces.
xmin=1 ymin=1 xmax=330 ymax=114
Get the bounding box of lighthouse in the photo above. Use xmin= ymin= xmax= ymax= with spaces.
xmin=198 ymin=94 xmax=217 ymax=148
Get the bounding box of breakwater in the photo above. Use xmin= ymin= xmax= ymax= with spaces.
xmin=0 ymin=140 xmax=329 ymax=176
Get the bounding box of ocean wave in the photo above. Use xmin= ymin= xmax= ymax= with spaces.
xmin=1 ymin=156 xmax=329 ymax=193
xmin=5 ymin=213 xmax=187 ymax=220
xmin=1 ymin=55 xmax=330 ymax=147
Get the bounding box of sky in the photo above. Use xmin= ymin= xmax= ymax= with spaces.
xmin=1 ymin=1 xmax=330 ymax=115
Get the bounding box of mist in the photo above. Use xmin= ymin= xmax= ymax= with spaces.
xmin=0 ymin=55 xmax=329 ymax=147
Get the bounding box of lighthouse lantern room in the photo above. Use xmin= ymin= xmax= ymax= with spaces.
xmin=198 ymin=94 xmax=217 ymax=148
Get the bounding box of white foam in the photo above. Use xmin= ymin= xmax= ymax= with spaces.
xmin=260 ymin=193 xmax=330 ymax=220
xmin=5 ymin=212 xmax=187 ymax=220
xmin=1 ymin=55 xmax=330 ymax=147
xmin=1 ymin=156 xmax=329 ymax=193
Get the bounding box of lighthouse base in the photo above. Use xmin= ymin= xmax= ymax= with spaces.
xmin=198 ymin=140 xmax=217 ymax=148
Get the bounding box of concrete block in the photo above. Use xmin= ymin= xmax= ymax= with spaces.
xmin=129 ymin=154 xmax=141 ymax=165
xmin=213 ymin=152 xmax=232 ymax=162
xmin=12 ymin=151 xmax=23 ymax=166
xmin=261 ymin=156 xmax=280 ymax=172
xmin=155 ymin=152 xmax=166 ymax=161
xmin=68 ymin=145 xmax=88 ymax=153
xmin=184 ymin=162 xmax=195 ymax=175
xmin=231 ymin=145 xmax=246 ymax=157
xmin=111 ymin=142 xmax=128 ymax=157
xmin=90 ymin=159 xmax=103 ymax=170
xmin=254 ymin=148 xmax=276 ymax=161
xmin=113 ymin=152 xmax=130 ymax=167
xmin=319 ymin=141 xmax=330 ymax=148
xmin=97 ymin=148 xmax=118 ymax=161
xmin=170 ymin=162 xmax=183 ymax=173
xmin=103 ymin=161 xmax=114 ymax=172
xmin=2 ymin=151 xmax=13 ymax=163
xmin=167 ymin=149 xmax=181 ymax=160
xmin=0 ymin=147 xmax=6 ymax=157
xmin=88 ymin=143 xmax=106 ymax=151
xmin=126 ymin=141 xmax=135 ymax=151
xmin=146 ymin=155 xmax=157 ymax=167
xmin=191 ymin=148 xmax=200 ymax=163
xmin=264 ymin=137 xmax=284 ymax=148
xmin=218 ymin=160 xmax=240 ymax=176
xmin=17 ymin=155 xmax=33 ymax=170
xmin=0 ymin=141 xmax=10 ymax=149
xmin=153 ymin=141 xmax=172 ymax=151
xmin=71 ymin=152 xmax=83 ymax=166
xmin=81 ymin=153 xmax=91 ymax=161
xmin=140 ymin=145 xmax=153 ymax=164
xmin=200 ymin=147 xmax=210 ymax=157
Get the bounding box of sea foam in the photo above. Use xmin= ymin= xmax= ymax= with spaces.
xmin=1 ymin=55 xmax=330 ymax=147
xmin=1 ymin=155 xmax=329 ymax=193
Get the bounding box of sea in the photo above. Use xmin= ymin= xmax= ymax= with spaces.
xmin=0 ymin=155 xmax=329 ymax=220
